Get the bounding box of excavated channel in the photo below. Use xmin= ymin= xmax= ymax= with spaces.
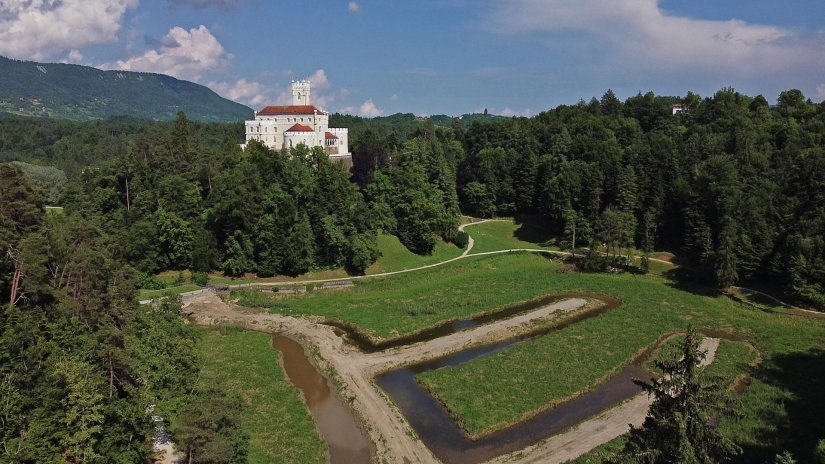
xmin=326 ymin=292 xmax=614 ymax=352
xmin=374 ymin=294 xmax=645 ymax=464
xmin=271 ymin=334 xmax=372 ymax=464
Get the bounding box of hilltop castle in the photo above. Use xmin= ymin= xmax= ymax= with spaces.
xmin=243 ymin=80 xmax=351 ymax=164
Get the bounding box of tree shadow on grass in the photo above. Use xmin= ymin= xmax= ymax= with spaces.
xmin=512 ymin=219 xmax=555 ymax=247
xmin=733 ymin=349 xmax=825 ymax=463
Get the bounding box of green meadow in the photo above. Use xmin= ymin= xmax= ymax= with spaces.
xmin=196 ymin=328 xmax=326 ymax=464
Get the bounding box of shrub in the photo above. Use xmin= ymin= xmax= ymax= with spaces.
xmin=137 ymin=272 xmax=166 ymax=290
xmin=815 ymin=439 xmax=825 ymax=464
xmin=192 ymin=272 xmax=209 ymax=287
xmin=578 ymin=250 xmax=609 ymax=272
xmin=445 ymin=229 xmax=469 ymax=249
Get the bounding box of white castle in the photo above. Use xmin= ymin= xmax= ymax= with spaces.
xmin=242 ymin=80 xmax=351 ymax=163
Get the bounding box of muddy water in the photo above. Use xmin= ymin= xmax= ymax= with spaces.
xmin=378 ymin=364 xmax=650 ymax=464
xmin=375 ymin=294 xmax=639 ymax=464
xmin=271 ymin=335 xmax=371 ymax=464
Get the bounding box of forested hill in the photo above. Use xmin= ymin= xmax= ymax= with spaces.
xmin=0 ymin=56 xmax=252 ymax=122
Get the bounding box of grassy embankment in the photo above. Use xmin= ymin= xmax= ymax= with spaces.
xmin=195 ymin=328 xmax=326 ymax=464
xmin=463 ymin=219 xmax=558 ymax=254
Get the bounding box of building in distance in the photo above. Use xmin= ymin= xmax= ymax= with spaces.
xmin=242 ymin=80 xmax=351 ymax=165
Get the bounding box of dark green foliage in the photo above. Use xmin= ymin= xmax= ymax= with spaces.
xmin=192 ymin=272 xmax=209 ymax=287
xmin=175 ymin=388 xmax=249 ymax=464
xmin=452 ymin=88 xmax=825 ymax=308
xmin=617 ymin=327 xmax=741 ymax=463
xmin=0 ymin=56 xmax=252 ymax=122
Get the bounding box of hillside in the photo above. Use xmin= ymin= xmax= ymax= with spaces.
xmin=0 ymin=56 xmax=252 ymax=122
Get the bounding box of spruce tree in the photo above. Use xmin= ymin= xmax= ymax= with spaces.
xmin=617 ymin=327 xmax=741 ymax=463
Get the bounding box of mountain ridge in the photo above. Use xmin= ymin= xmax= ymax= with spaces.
xmin=0 ymin=56 xmax=252 ymax=122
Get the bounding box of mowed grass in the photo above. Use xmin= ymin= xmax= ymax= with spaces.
xmin=234 ymin=252 xmax=588 ymax=340
xmin=465 ymin=220 xmax=558 ymax=254
xmin=413 ymin=255 xmax=825 ymax=441
xmin=196 ymin=328 xmax=326 ymax=464
xmin=366 ymin=234 xmax=462 ymax=274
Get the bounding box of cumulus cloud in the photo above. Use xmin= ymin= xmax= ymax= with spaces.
xmin=103 ymin=25 xmax=231 ymax=81
xmin=0 ymin=0 xmax=138 ymax=61
xmin=169 ymin=0 xmax=253 ymax=11
xmin=209 ymin=78 xmax=271 ymax=107
xmin=347 ymin=1 xmax=361 ymax=13
xmin=485 ymin=0 xmax=823 ymax=78
xmin=359 ymin=99 xmax=383 ymax=117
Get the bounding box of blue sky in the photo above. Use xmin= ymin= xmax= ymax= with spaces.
xmin=1 ymin=0 xmax=823 ymax=116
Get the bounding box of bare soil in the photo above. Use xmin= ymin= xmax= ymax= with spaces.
xmin=185 ymin=291 xmax=588 ymax=463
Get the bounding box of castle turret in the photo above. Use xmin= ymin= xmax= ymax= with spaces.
xmin=292 ymin=80 xmax=311 ymax=105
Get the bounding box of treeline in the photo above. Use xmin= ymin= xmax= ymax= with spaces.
xmin=0 ymin=165 xmax=249 ymax=462
xmin=43 ymin=112 xmax=462 ymax=280
xmin=441 ymin=89 xmax=824 ymax=307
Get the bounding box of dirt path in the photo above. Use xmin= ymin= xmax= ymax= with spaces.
xmin=185 ymin=291 xmax=589 ymax=464
xmin=485 ymin=338 xmax=720 ymax=464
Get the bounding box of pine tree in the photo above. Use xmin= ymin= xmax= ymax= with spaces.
xmin=617 ymin=327 xmax=741 ymax=463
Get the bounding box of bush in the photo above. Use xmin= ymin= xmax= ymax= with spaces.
xmin=192 ymin=272 xmax=209 ymax=287
xmin=578 ymin=250 xmax=609 ymax=272
xmin=136 ymin=272 xmax=166 ymax=290
xmin=445 ymin=229 xmax=469 ymax=249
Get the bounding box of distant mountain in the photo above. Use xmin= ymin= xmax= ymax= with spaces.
xmin=0 ymin=56 xmax=252 ymax=122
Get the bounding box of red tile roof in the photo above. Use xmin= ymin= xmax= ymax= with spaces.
xmin=325 ymin=132 xmax=338 ymax=139
xmin=286 ymin=123 xmax=314 ymax=132
xmin=257 ymin=105 xmax=325 ymax=115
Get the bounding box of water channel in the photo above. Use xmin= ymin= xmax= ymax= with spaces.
xmin=271 ymin=335 xmax=372 ymax=464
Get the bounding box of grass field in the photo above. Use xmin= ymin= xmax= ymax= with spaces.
xmin=232 ymin=252 xmax=596 ymax=340
xmin=196 ymin=328 xmax=326 ymax=464
xmin=366 ymin=234 xmax=462 ymax=273
xmin=414 ymin=257 xmax=824 ymax=438
xmin=464 ymin=220 xmax=558 ymax=254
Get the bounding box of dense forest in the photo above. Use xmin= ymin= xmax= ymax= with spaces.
xmin=1 ymin=86 xmax=823 ymax=461
xmin=2 ymin=87 xmax=824 ymax=308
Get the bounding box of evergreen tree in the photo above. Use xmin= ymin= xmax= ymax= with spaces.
xmin=617 ymin=327 xmax=741 ymax=463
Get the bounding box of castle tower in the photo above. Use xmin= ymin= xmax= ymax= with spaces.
xmin=292 ymin=80 xmax=311 ymax=105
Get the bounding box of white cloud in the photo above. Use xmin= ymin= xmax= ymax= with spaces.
xmin=209 ymin=78 xmax=270 ymax=107
xmin=170 ymin=0 xmax=253 ymax=10
xmin=103 ymin=25 xmax=230 ymax=81
xmin=0 ymin=0 xmax=138 ymax=61
xmin=60 ymin=49 xmax=84 ymax=64
xmin=500 ymin=107 xmax=532 ymax=117
xmin=485 ymin=0 xmax=823 ymax=77
xmin=277 ymin=69 xmax=335 ymax=109
xmin=817 ymin=83 xmax=825 ymax=100
xmin=359 ymin=99 xmax=383 ymax=117
xmin=347 ymin=1 xmax=361 ymax=13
